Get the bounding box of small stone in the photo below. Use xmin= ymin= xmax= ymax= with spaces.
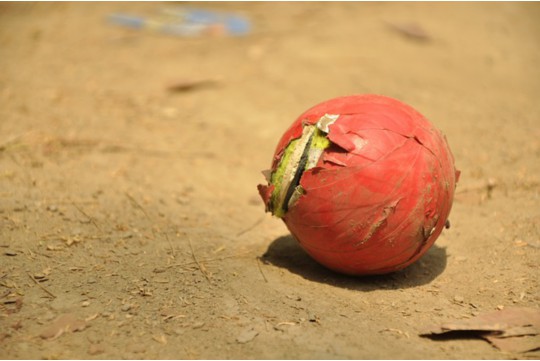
xmin=453 ymin=295 xmax=464 ymax=303
xmin=81 ymin=301 xmax=90 ymax=307
xmin=236 ymin=328 xmax=259 ymax=344
xmin=192 ymin=321 xmax=205 ymax=329
xmin=121 ymin=304 xmax=131 ymax=312
xmin=4 ymin=250 xmax=17 ymax=256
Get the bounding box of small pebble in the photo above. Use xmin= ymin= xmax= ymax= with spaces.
xmin=4 ymin=250 xmax=17 ymax=256
xmin=121 ymin=304 xmax=131 ymax=312
xmin=192 ymin=321 xmax=205 ymax=329
xmin=454 ymin=295 xmax=464 ymax=303
xmin=81 ymin=301 xmax=90 ymax=307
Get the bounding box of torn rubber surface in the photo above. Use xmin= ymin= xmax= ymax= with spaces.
xmin=279 ymin=125 xmax=314 ymax=215
xmin=258 ymin=95 xmax=459 ymax=275
xmin=264 ymin=114 xmax=338 ymax=218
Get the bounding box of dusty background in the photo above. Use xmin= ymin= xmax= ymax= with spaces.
xmin=1 ymin=2 xmax=539 ymax=359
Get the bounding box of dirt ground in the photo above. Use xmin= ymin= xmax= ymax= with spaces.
xmin=1 ymin=2 xmax=539 ymax=359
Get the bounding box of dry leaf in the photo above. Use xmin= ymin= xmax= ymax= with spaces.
xmin=484 ymin=333 xmax=540 ymax=353
xmin=421 ymin=307 xmax=540 ymax=353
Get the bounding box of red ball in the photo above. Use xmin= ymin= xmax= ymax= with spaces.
xmin=258 ymin=94 xmax=460 ymax=275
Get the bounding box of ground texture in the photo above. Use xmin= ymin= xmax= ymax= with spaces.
xmin=1 ymin=2 xmax=539 ymax=359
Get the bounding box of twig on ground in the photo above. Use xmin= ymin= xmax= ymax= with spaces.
xmin=236 ymin=216 xmax=266 ymax=237
xmin=125 ymin=192 xmax=159 ymax=238
xmin=0 ymin=131 xmax=35 ymax=152
xmin=27 ymin=272 xmax=56 ymax=299
xmin=256 ymin=257 xmax=268 ymax=283
xmin=164 ymin=251 xmax=253 ymax=270
xmin=188 ymin=237 xmax=211 ymax=282
xmin=165 ymin=233 xmax=176 ymax=258
xmin=125 ymin=192 xmax=151 ymax=221
xmin=71 ymin=202 xmax=101 ymax=231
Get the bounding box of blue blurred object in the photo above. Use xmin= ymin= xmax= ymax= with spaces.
xmin=175 ymin=8 xmax=251 ymax=35
xmin=107 ymin=7 xmax=251 ymax=37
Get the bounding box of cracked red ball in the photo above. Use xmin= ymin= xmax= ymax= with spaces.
xmin=258 ymin=94 xmax=460 ymax=275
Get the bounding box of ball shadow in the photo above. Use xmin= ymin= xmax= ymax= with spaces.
xmin=261 ymin=235 xmax=447 ymax=291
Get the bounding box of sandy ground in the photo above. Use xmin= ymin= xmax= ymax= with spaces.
xmin=1 ymin=2 xmax=539 ymax=359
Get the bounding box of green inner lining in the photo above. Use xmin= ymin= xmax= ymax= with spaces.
xmin=269 ymin=137 xmax=300 ymax=216
xmin=269 ymin=125 xmax=331 ymax=217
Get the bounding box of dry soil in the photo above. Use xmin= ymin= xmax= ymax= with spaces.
xmin=1 ymin=2 xmax=539 ymax=359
